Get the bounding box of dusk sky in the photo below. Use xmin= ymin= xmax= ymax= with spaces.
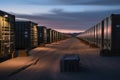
xmin=1 ymin=0 xmax=120 ymax=33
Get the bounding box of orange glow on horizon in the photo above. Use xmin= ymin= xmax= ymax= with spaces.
xmin=54 ymin=29 xmax=84 ymax=33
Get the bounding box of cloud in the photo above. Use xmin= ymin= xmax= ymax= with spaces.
xmin=24 ymin=0 xmax=120 ymax=5
xmin=1 ymin=0 xmax=120 ymax=33
xmin=13 ymin=8 xmax=120 ymax=33
xmin=1 ymin=0 xmax=120 ymax=6
xmin=55 ymin=0 xmax=120 ymax=5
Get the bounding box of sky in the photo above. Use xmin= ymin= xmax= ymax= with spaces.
xmin=1 ymin=0 xmax=120 ymax=33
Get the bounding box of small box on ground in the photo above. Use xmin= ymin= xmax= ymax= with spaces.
xmin=60 ymin=54 xmax=80 ymax=72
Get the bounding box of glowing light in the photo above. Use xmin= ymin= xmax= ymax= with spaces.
xmin=54 ymin=29 xmax=84 ymax=33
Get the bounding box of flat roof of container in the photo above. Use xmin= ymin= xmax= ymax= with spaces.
xmin=37 ymin=26 xmax=47 ymax=28
xmin=0 ymin=10 xmax=15 ymax=17
xmin=16 ymin=21 xmax=37 ymax=25
xmin=61 ymin=54 xmax=80 ymax=60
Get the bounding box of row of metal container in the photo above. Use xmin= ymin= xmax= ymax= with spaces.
xmin=15 ymin=22 xmax=69 ymax=50
xmin=77 ymin=14 xmax=120 ymax=56
xmin=0 ymin=10 xmax=70 ymax=61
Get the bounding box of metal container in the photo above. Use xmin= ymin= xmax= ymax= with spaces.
xmin=15 ymin=21 xmax=38 ymax=50
xmin=51 ymin=30 xmax=56 ymax=42
xmin=57 ymin=32 xmax=59 ymax=41
xmin=102 ymin=14 xmax=120 ymax=55
xmin=0 ymin=10 xmax=15 ymax=60
xmin=51 ymin=30 xmax=54 ymax=42
xmin=37 ymin=26 xmax=47 ymax=45
xmin=47 ymin=28 xmax=52 ymax=43
xmin=56 ymin=31 xmax=60 ymax=41
xmin=77 ymin=14 xmax=120 ymax=55
xmin=54 ymin=30 xmax=57 ymax=42
xmin=60 ymin=54 xmax=80 ymax=72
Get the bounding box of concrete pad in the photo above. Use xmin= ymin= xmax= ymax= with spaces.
xmin=0 ymin=56 xmax=36 ymax=79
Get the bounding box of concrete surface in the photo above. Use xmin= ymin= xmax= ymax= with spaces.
xmin=0 ymin=38 xmax=120 ymax=80
xmin=0 ymin=56 xmax=38 ymax=80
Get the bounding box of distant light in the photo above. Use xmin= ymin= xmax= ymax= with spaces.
xmin=4 ymin=14 xmax=8 ymax=18
xmin=54 ymin=29 xmax=84 ymax=33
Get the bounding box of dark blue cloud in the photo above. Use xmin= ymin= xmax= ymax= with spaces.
xmin=25 ymin=0 xmax=120 ymax=5
xmin=14 ymin=8 xmax=120 ymax=31
xmin=1 ymin=0 xmax=120 ymax=5
xmin=1 ymin=0 xmax=120 ymax=33
xmin=56 ymin=0 xmax=120 ymax=5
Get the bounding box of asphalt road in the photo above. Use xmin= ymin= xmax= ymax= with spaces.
xmin=8 ymin=38 xmax=120 ymax=80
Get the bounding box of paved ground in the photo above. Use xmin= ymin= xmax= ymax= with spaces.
xmin=1 ymin=38 xmax=120 ymax=80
